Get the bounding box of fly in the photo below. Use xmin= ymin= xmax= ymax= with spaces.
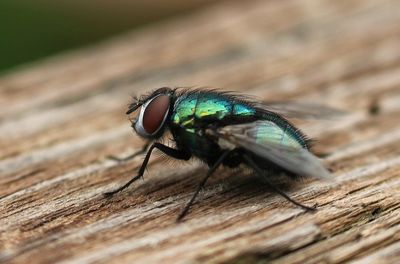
xmin=104 ymin=87 xmax=337 ymax=221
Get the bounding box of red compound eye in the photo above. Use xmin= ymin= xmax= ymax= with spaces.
xmin=142 ymin=95 xmax=170 ymax=134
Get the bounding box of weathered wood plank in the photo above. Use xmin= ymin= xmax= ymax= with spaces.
xmin=1 ymin=0 xmax=400 ymax=263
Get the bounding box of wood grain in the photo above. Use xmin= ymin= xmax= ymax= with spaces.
xmin=1 ymin=0 xmax=400 ymax=263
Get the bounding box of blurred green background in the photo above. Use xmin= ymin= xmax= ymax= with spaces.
xmin=0 ymin=0 xmax=220 ymax=74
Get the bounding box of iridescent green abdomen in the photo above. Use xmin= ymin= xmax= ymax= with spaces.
xmin=252 ymin=120 xmax=304 ymax=148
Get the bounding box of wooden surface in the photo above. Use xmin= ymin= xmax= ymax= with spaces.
xmin=1 ymin=0 xmax=400 ymax=263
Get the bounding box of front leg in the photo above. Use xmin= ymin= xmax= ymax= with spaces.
xmin=104 ymin=143 xmax=191 ymax=196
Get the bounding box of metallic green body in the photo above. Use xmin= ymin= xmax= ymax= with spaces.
xmin=172 ymin=92 xmax=255 ymax=127
xmin=171 ymin=92 xmax=254 ymax=160
xmin=170 ymin=91 xmax=306 ymax=164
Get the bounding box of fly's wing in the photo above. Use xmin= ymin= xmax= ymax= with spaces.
xmin=254 ymin=101 xmax=345 ymax=120
xmin=210 ymin=121 xmax=332 ymax=180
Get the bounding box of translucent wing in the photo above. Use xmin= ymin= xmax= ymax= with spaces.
xmin=254 ymin=101 xmax=345 ymax=120
xmin=210 ymin=121 xmax=331 ymax=180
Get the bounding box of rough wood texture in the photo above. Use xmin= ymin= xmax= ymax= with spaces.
xmin=1 ymin=0 xmax=400 ymax=263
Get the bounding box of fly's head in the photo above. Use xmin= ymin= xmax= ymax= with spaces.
xmin=127 ymin=87 xmax=175 ymax=139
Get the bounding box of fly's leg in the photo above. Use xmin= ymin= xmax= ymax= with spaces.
xmin=243 ymin=154 xmax=316 ymax=211
xmin=104 ymin=143 xmax=191 ymax=196
xmin=177 ymin=151 xmax=231 ymax=222
xmin=106 ymin=142 xmax=150 ymax=162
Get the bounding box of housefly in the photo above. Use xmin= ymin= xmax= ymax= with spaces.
xmin=105 ymin=87 xmax=334 ymax=221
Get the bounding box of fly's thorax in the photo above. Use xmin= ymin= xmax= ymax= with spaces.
xmin=169 ymin=91 xmax=259 ymax=161
xmin=171 ymin=91 xmax=256 ymax=129
xmin=171 ymin=92 xmax=198 ymax=128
